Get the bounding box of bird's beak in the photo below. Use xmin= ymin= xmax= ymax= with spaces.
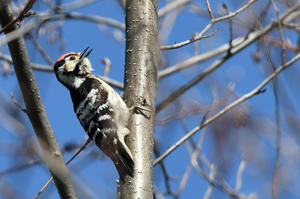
xmin=79 ymin=47 xmax=93 ymax=60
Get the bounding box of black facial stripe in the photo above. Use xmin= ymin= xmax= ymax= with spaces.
xmin=73 ymin=62 xmax=80 ymax=74
xmin=53 ymin=60 xmax=65 ymax=73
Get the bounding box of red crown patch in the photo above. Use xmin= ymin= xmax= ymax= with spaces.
xmin=56 ymin=52 xmax=73 ymax=62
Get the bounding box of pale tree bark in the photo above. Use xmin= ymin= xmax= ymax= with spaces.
xmin=121 ymin=0 xmax=159 ymax=198
xmin=0 ymin=2 xmax=78 ymax=199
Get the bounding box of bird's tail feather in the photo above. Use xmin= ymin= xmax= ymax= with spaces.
xmin=114 ymin=140 xmax=134 ymax=181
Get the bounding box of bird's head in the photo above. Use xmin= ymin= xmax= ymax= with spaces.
xmin=53 ymin=47 xmax=93 ymax=87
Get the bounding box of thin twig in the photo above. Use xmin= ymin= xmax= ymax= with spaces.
xmin=101 ymin=57 xmax=111 ymax=77
xmin=176 ymin=124 xmax=208 ymax=198
xmin=270 ymin=1 xmax=285 ymax=199
xmin=205 ymin=0 xmax=214 ymax=19
xmin=0 ymin=160 xmax=40 ymax=177
xmin=158 ymin=0 xmax=193 ymax=18
xmin=27 ymin=32 xmax=53 ymax=65
xmin=161 ymin=0 xmax=256 ymax=50
xmin=0 ymin=2 xmax=124 ymax=47
xmin=0 ymin=0 xmax=36 ymax=34
xmin=10 ymin=93 xmax=27 ymax=113
xmin=160 ymin=28 xmax=218 ymax=50
xmin=222 ymin=3 xmax=233 ymax=49
xmin=154 ymin=146 xmax=176 ymax=197
xmin=235 ymin=159 xmax=246 ymax=192
xmin=156 ymin=3 xmax=300 ymax=112
xmin=202 ymin=164 xmax=215 ymax=199
xmin=158 ymin=1 xmax=300 ymax=79
xmin=271 ymin=0 xmax=286 ymax=64
xmin=180 ymin=116 xmax=246 ymax=199
xmin=153 ymin=53 xmax=300 ymax=166
xmin=34 ymin=139 xmax=91 ymax=199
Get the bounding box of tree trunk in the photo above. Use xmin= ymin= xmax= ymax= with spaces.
xmin=121 ymin=0 xmax=159 ymax=198
xmin=0 ymin=2 xmax=77 ymax=199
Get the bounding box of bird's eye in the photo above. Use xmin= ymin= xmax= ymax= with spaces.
xmin=69 ymin=56 xmax=76 ymax=61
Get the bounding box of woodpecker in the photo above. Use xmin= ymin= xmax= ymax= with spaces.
xmin=53 ymin=47 xmax=134 ymax=180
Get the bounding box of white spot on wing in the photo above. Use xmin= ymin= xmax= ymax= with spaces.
xmin=88 ymin=89 xmax=98 ymax=105
xmin=102 ymin=128 xmax=116 ymax=134
xmin=113 ymin=138 xmax=117 ymax=145
xmin=98 ymin=114 xmax=111 ymax=121
xmin=76 ymin=89 xmax=99 ymax=118
xmin=97 ymin=101 xmax=109 ymax=112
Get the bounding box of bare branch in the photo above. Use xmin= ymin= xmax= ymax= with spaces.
xmin=203 ymin=164 xmax=215 ymax=199
xmin=270 ymin=1 xmax=286 ymax=198
xmin=158 ymin=0 xmax=193 ymax=18
xmin=10 ymin=93 xmax=26 ymax=113
xmin=61 ymin=12 xmax=125 ymax=31
xmin=156 ymin=3 xmax=300 ymax=112
xmin=160 ymin=0 xmax=256 ymax=50
xmin=154 ymin=52 xmax=300 ymax=166
xmin=27 ymin=32 xmax=53 ymax=65
xmin=0 ymin=52 xmax=124 ymax=89
xmin=158 ymin=1 xmax=300 ymax=79
xmin=0 ymin=0 xmax=36 ymax=34
xmin=0 ymin=4 xmax=125 ymax=47
xmin=205 ymin=0 xmax=214 ymax=19
xmin=0 ymin=3 xmax=78 ymax=198
xmin=34 ymin=139 xmax=91 ymax=199
xmin=160 ymin=28 xmax=218 ymax=50
xmin=235 ymin=159 xmax=246 ymax=192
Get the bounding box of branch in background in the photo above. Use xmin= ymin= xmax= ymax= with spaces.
xmin=0 ymin=4 xmax=125 ymax=47
xmin=270 ymin=1 xmax=286 ymax=198
xmin=34 ymin=139 xmax=91 ymax=199
xmin=154 ymin=146 xmax=176 ymax=197
xmin=176 ymin=125 xmax=208 ymax=198
xmin=27 ymin=32 xmax=53 ymax=65
xmin=235 ymin=159 xmax=246 ymax=192
xmin=158 ymin=2 xmax=300 ymax=79
xmin=62 ymin=12 xmax=125 ymax=31
xmin=161 ymin=0 xmax=256 ymax=50
xmin=156 ymin=3 xmax=300 ymax=112
xmin=158 ymin=0 xmax=193 ymax=18
xmin=0 ymin=159 xmax=40 ymax=177
xmin=0 ymin=53 xmax=124 ymax=89
xmin=202 ymin=164 xmax=216 ymax=199
xmin=154 ymin=52 xmax=300 ymax=166
xmin=116 ymin=0 xmax=126 ymax=10
xmin=0 ymin=0 xmax=36 ymax=34
xmin=160 ymin=28 xmax=218 ymax=50
xmin=0 ymin=2 xmax=78 ymax=198
xmin=10 ymin=93 xmax=27 ymax=113
xmin=205 ymin=0 xmax=214 ymax=19
xmin=101 ymin=57 xmax=112 ymax=77
xmin=180 ymin=118 xmax=246 ymax=199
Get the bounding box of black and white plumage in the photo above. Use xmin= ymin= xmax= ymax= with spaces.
xmin=53 ymin=48 xmax=134 ymax=180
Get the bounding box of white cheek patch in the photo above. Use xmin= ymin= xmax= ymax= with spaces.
xmin=65 ymin=62 xmax=76 ymax=72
